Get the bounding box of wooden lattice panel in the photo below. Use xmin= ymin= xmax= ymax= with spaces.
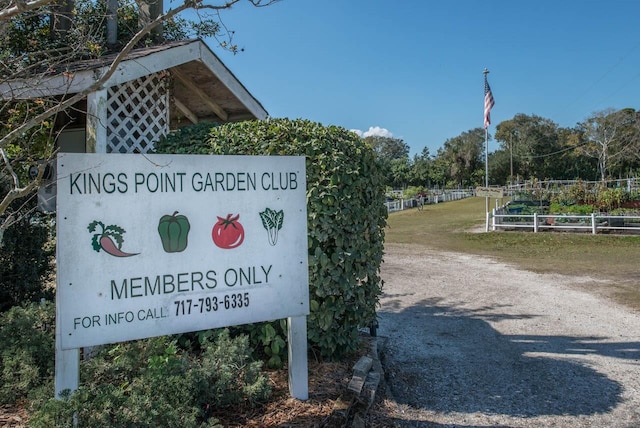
xmin=107 ymin=73 xmax=169 ymax=153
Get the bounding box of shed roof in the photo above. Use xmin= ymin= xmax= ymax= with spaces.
xmin=0 ymin=39 xmax=268 ymax=123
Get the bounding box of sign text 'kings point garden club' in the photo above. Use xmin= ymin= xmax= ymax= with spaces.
xmin=56 ymin=153 xmax=309 ymax=350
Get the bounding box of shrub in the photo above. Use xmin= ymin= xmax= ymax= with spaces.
xmin=597 ymin=188 xmax=628 ymax=212
xmin=0 ymin=174 xmax=55 ymax=312
xmin=155 ymin=118 xmax=388 ymax=359
xmin=548 ymin=202 xmax=595 ymax=215
xmin=0 ymin=301 xmax=55 ymax=404
xmin=231 ymin=320 xmax=288 ymax=369
xmin=29 ymin=330 xmax=269 ymax=427
xmin=402 ymin=186 xmax=427 ymax=199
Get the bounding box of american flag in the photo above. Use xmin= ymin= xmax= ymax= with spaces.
xmin=484 ymin=75 xmax=495 ymax=128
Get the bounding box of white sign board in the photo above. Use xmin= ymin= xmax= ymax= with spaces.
xmin=56 ymin=153 xmax=309 ymax=350
xmin=476 ymin=186 xmax=504 ymax=198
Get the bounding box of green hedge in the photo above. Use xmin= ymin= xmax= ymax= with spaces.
xmin=155 ymin=118 xmax=388 ymax=358
xmin=0 ymin=302 xmax=55 ymax=404
xmin=28 ymin=329 xmax=270 ymax=427
xmin=0 ymin=175 xmax=55 ymax=313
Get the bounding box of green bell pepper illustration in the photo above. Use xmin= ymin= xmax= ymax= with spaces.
xmin=158 ymin=211 xmax=190 ymax=253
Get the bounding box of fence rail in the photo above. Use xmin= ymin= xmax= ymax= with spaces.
xmin=385 ymin=190 xmax=473 ymax=213
xmin=507 ymin=177 xmax=640 ymax=193
xmin=490 ymin=210 xmax=640 ymax=234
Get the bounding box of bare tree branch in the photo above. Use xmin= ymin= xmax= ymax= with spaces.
xmin=0 ymin=0 xmax=279 ymax=228
xmin=0 ymin=147 xmax=42 ymax=230
xmin=0 ymin=0 xmax=53 ymax=20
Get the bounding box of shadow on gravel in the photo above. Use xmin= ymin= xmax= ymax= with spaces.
xmin=378 ymin=297 xmax=627 ymax=419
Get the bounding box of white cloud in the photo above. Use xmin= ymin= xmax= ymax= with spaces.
xmin=350 ymin=126 xmax=394 ymax=138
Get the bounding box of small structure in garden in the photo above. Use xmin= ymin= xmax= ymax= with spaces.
xmin=1 ymin=38 xmax=268 ymax=211
xmin=1 ymin=38 xmax=267 ymax=155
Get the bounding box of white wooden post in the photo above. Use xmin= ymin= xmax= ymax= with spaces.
xmin=55 ymin=208 xmax=80 ymax=398
xmin=534 ymin=213 xmax=538 ymax=233
xmin=54 ymin=319 xmax=79 ymax=398
xmin=491 ymin=208 xmax=496 ymax=231
xmin=591 ymin=213 xmax=597 ymax=234
xmin=287 ymin=316 xmax=309 ymax=400
xmin=86 ymin=89 xmax=108 ymax=153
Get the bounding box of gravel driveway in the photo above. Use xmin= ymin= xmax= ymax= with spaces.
xmin=376 ymin=243 xmax=640 ymax=427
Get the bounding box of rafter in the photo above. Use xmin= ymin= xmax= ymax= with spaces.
xmin=171 ymin=67 xmax=228 ymax=122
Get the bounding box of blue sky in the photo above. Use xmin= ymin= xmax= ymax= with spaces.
xmin=201 ymin=0 xmax=640 ymax=157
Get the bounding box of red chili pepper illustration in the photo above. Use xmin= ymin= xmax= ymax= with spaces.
xmin=88 ymin=221 xmax=139 ymax=257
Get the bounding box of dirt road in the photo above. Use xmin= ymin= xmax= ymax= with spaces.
xmin=376 ymin=243 xmax=640 ymax=427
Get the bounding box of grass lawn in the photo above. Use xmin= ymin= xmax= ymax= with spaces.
xmin=385 ymin=197 xmax=640 ymax=310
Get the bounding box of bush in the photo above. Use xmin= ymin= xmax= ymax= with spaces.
xmin=0 ymin=301 xmax=55 ymax=404
xmin=549 ymin=202 xmax=595 ymax=215
xmin=29 ymin=330 xmax=270 ymax=427
xmin=0 ymin=303 xmax=270 ymax=425
xmin=0 ymin=173 xmax=55 ymax=312
xmin=596 ymin=187 xmax=629 ymax=211
xmin=155 ymin=118 xmax=388 ymax=359
xmin=231 ymin=320 xmax=288 ymax=369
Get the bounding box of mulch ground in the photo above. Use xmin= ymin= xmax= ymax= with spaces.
xmin=0 ymin=403 xmax=28 ymax=428
xmin=207 ymin=342 xmax=399 ymax=427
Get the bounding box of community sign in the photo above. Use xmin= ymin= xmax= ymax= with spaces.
xmin=475 ymin=186 xmax=504 ymax=198
xmin=56 ymin=153 xmax=309 ymax=350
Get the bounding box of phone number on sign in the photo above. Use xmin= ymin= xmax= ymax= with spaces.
xmin=174 ymin=293 xmax=249 ymax=316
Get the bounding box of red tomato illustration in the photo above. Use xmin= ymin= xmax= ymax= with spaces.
xmin=212 ymin=214 xmax=245 ymax=249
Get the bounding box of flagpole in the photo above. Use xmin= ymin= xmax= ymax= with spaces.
xmin=483 ymin=68 xmax=490 ymax=219
xmin=485 ymin=126 xmax=489 ymax=215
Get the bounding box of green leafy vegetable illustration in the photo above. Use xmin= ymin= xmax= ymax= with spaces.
xmin=259 ymin=208 xmax=284 ymax=246
xmin=88 ymin=220 xmax=139 ymax=257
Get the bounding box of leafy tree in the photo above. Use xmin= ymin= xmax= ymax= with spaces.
xmin=487 ymin=148 xmax=511 ymax=186
xmin=364 ymin=135 xmax=410 ymax=161
xmin=428 ymin=155 xmax=449 ymax=188
xmin=0 ymin=0 xmax=278 ymax=232
xmin=555 ymin=126 xmax=599 ymax=180
xmin=364 ymin=135 xmax=410 ymax=188
xmin=495 ymin=114 xmax=564 ymax=181
xmin=409 ymin=147 xmax=431 ymax=186
xmin=436 ymin=128 xmax=485 ymax=187
xmin=576 ymin=108 xmax=639 ymax=181
xmin=389 ymin=157 xmax=410 ymax=189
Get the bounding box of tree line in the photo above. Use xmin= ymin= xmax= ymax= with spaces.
xmin=369 ymin=108 xmax=640 ymax=189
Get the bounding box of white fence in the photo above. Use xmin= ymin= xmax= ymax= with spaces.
xmin=490 ymin=209 xmax=640 ymax=234
xmin=507 ymin=178 xmax=640 ymax=194
xmin=385 ymin=190 xmax=473 ymax=213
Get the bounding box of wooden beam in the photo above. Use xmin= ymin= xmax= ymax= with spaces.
xmin=0 ymin=39 xmax=267 ymax=121
xmin=171 ymin=68 xmax=228 ymax=122
xmin=197 ymin=42 xmax=267 ymax=120
xmin=86 ymin=88 xmax=108 ymax=153
xmin=173 ymin=97 xmax=198 ymax=125
xmin=0 ymin=41 xmax=203 ymax=99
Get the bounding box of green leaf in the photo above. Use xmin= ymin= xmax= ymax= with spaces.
xmin=87 ymin=220 xmax=103 ymax=233
xmin=259 ymin=210 xmax=275 ymax=230
xmin=91 ymin=234 xmax=101 ymax=252
xmin=274 ymin=210 xmax=284 ymax=231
